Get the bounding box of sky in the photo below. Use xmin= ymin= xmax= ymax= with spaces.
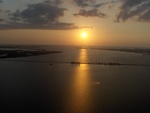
xmin=0 ymin=0 xmax=150 ymax=47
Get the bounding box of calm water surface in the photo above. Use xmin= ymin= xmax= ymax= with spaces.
xmin=0 ymin=46 xmax=150 ymax=113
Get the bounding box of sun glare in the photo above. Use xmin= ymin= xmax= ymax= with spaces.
xmin=82 ymin=33 xmax=87 ymax=38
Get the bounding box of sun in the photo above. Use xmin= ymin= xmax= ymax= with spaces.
xmin=81 ymin=32 xmax=87 ymax=39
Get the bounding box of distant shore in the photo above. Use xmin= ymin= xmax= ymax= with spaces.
xmin=97 ymin=48 xmax=150 ymax=55
xmin=77 ymin=46 xmax=150 ymax=55
xmin=0 ymin=49 xmax=62 ymax=59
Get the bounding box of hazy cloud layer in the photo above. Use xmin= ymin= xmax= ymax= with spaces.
xmin=0 ymin=22 xmax=78 ymax=30
xmin=74 ymin=9 xmax=107 ymax=18
xmin=0 ymin=1 xmax=78 ymax=30
xmin=117 ymin=0 xmax=150 ymax=22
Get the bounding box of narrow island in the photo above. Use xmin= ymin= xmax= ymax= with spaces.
xmin=0 ymin=49 xmax=62 ymax=59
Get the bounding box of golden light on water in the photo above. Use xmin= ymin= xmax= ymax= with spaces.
xmin=65 ymin=49 xmax=93 ymax=113
xmin=78 ymin=49 xmax=88 ymax=63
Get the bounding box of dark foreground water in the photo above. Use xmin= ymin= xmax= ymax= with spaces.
xmin=0 ymin=46 xmax=150 ymax=113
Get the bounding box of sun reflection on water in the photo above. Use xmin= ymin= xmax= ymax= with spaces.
xmin=78 ymin=49 xmax=88 ymax=63
xmin=65 ymin=49 xmax=93 ymax=113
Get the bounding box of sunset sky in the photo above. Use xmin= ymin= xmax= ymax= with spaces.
xmin=0 ymin=0 xmax=150 ymax=47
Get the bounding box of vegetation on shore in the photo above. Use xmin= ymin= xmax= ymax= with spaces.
xmin=0 ymin=49 xmax=62 ymax=59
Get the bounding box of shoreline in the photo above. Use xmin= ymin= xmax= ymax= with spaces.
xmin=0 ymin=49 xmax=62 ymax=59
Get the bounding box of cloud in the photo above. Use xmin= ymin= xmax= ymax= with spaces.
xmin=72 ymin=0 xmax=114 ymax=9
xmin=53 ymin=0 xmax=63 ymax=5
xmin=74 ymin=9 xmax=107 ymax=18
xmin=79 ymin=26 xmax=93 ymax=29
xmin=0 ymin=22 xmax=78 ymax=30
xmin=116 ymin=0 xmax=150 ymax=22
xmin=72 ymin=0 xmax=105 ymax=8
xmin=10 ymin=2 xmax=67 ymax=24
xmin=0 ymin=1 xmax=78 ymax=30
xmin=44 ymin=0 xmax=63 ymax=5
xmin=0 ymin=0 xmax=2 ymax=13
xmin=0 ymin=18 xmax=4 ymax=22
xmin=73 ymin=0 xmax=112 ymax=19
xmin=72 ymin=0 xmax=96 ymax=7
xmin=93 ymin=3 xmax=106 ymax=8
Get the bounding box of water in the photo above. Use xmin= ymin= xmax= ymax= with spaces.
xmin=0 ymin=45 xmax=150 ymax=113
